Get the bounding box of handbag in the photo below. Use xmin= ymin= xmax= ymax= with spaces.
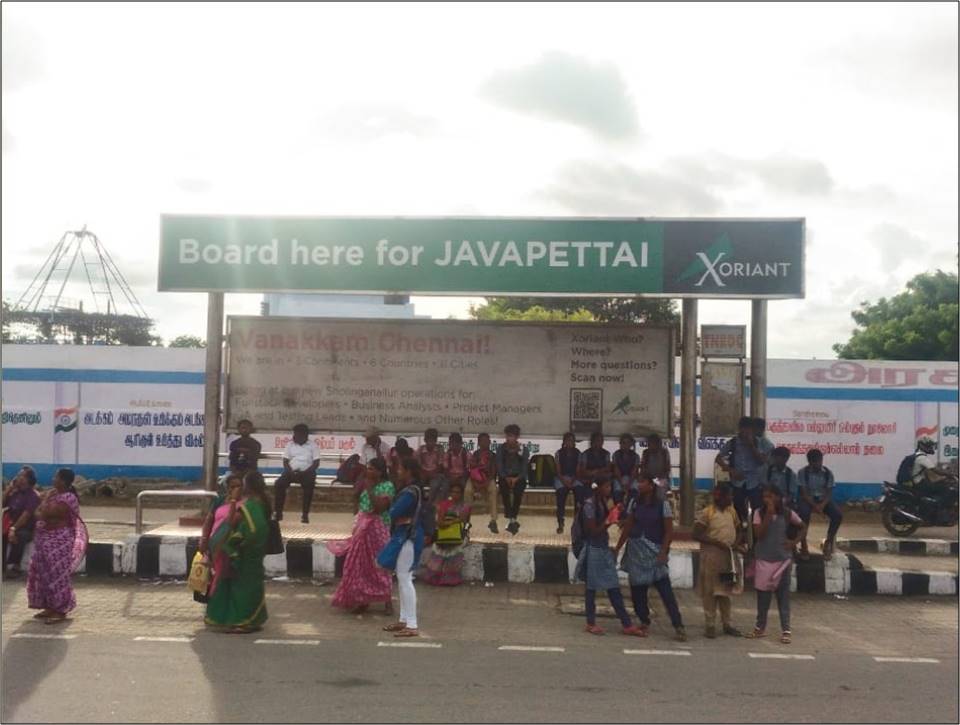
xmin=187 ymin=551 xmax=210 ymax=594
xmin=265 ymin=519 xmax=284 ymax=555
xmin=435 ymin=518 xmax=464 ymax=546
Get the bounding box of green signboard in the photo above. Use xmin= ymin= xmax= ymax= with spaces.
xmin=158 ymin=216 xmax=804 ymax=298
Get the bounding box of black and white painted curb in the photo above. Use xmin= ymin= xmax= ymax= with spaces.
xmin=836 ymin=537 xmax=959 ymax=556
xmin=827 ymin=552 xmax=959 ymax=596
xmin=12 ymin=536 xmax=946 ymax=596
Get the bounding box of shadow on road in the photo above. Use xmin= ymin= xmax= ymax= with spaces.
xmin=1 ymin=619 xmax=75 ymax=722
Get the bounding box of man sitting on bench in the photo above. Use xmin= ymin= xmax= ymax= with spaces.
xmin=274 ymin=423 xmax=320 ymax=524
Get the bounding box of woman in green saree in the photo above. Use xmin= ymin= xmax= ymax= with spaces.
xmin=204 ymin=471 xmax=271 ymax=634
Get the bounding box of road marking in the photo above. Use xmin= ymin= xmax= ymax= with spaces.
xmin=873 ymin=657 xmax=940 ymax=664
xmin=10 ymin=633 xmax=77 ymax=640
xmin=254 ymin=639 xmax=321 ymax=646
xmin=133 ymin=636 xmax=193 ymax=643
xmin=377 ymin=641 xmax=442 ymax=649
xmin=748 ymin=653 xmax=815 ymax=660
xmin=498 ymin=645 xmax=565 ymax=653
xmin=623 ymin=649 xmax=692 ymax=656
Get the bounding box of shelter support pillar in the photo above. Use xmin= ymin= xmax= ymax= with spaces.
xmin=750 ymin=299 xmax=768 ymax=419
xmin=680 ymin=299 xmax=698 ymax=527
xmin=202 ymin=293 xmax=224 ymax=492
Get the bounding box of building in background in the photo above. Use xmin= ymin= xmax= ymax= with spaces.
xmin=260 ymin=293 xmax=418 ymax=319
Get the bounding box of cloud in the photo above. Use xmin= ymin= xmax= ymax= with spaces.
xmin=481 ymin=51 xmax=639 ymax=141
xmin=821 ymin=19 xmax=958 ymax=106
xmin=741 ymin=155 xmax=834 ymax=196
xmin=1 ymin=15 xmax=45 ymax=93
xmin=541 ymin=160 xmax=723 ymax=215
xmin=868 ymin=223 xmax=927 ymax=270
xmin=318 ymin=103 xmax=439 ymax=142
xmin=671 ymin=152 xmax=834 ymax=197
xmin=174 ymin=178 xmax=214 ymax=194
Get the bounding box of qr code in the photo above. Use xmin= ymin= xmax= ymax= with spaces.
xmin=570 ymin=388 xmax=603 ymax=422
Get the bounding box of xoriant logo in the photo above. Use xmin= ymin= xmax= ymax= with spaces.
xmin=676 ymin=233 xmax=793 ymax=288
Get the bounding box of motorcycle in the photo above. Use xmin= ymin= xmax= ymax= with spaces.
xmin=880 ymin=474 xmax=959 ymax=537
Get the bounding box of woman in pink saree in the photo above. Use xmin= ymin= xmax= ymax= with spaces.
xmin=327 ymin=458 xmax=395 ymax=613
xmin=27 ymin=468 xmax=88 ymax=624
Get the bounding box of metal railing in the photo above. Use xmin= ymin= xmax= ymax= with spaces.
xmin=136 ymin=489 xmax=220 ymax=534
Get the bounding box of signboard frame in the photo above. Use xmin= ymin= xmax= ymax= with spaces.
xmin=159 ymin=215 xmax=806 ymax=300
xmin=701 ymin=324 xmax=748 ymax=358
xmin=700 ymin=360 xmax=746 ymax=437
xmin=223 ymin=315 xmax=676 ymax=438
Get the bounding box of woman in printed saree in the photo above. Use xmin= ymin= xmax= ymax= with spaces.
xmin=205 ymin=471 xmax=270 ymax=634
xmin=422 ymin=480 xmax=471 ymax=586
xmin=27 ymin=468 xmax=88 ymax=624
xmin=327 ymin=458 xmax=395 ymax=613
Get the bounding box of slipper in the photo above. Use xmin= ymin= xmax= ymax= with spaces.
xmin=382 ymin=622 xmax=407 ymax=632
xmin=43 ymin=615 xmax=67 ymax=625
xmin=393 ymin=628 xmax=419 ymax=638
xmin=33 ymin=612 xmax=51 ymax=620
xmin=584 ymin=624 xmax=605 ymax=636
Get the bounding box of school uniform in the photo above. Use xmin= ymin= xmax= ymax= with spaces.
xmin=620 ymin=492 xmax=684 ymax=629
xmin=554 ymin=447 xmax=584 ymax=528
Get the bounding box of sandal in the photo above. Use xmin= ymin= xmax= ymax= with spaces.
xmin=745 ymin=627 xmax=767 ymax=639
xmin=780 ymin=631 xmax=792 ymax=644
xmin=383 ymin=621 xmax=407 ymax=632
xmin=584 ymin=624 xmax=605 ymax=636
xmin=393 ymin=628 xmax=419 ymax=638
xmin=43 ymin=614 xmax=67 ymax=625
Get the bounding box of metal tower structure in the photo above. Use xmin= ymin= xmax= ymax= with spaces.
xmin=14 ymin=227 xmax=148 ymax=318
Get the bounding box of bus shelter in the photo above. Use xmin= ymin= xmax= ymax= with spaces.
xmin=158 ymin=216 xmax=805 ymax=525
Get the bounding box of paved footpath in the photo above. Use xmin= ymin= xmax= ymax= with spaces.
xmin=2 ymin=579 xmax=957 ymax=723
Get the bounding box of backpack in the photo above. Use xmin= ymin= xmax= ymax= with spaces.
xmin=336 ymin=454 xmax=364 ymax=484
xmin=528 ymin=454 xmax=558 ymax=488
xmin=896 ymin=454 xmax=918 ymax=485
xmin=570 ymin=496 xmax=605 ymax=558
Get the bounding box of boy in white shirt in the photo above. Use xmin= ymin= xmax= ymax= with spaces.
xmin=275 ymin=423 xmax=320 ymax=523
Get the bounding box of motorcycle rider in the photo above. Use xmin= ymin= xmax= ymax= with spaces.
xmin=910 ymin=437 xmax=950 ymax=490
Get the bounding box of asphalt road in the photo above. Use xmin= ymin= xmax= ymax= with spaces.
xmin=2 ymin=579 xmax=957 ymax=723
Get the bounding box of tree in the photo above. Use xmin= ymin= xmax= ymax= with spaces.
xmin=469 ymin=300 xmax=595 ymax=322
xmin=833 ymin=270 xmax=959 ymax=361
xmin=469 ymin=297 xmax=679 ymax=325
xmin=168 ymin=335 xmax=207 ymax=348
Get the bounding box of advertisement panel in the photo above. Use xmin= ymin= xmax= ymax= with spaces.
xmin=700 ymin=362 xmax=745 ymax=436
xmin=158 ymin=216 xmax=805 ymax=299
xmin=225 ymin=317 xmax=675 ymax=437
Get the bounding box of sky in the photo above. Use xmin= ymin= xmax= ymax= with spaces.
xmin=2 ymin=2 xmax=957 ymax=357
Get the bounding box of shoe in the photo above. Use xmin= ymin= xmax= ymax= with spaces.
xmin=488 ymin=520 xmax=499 ymax=534
xmin=723 ymin=625 xmax=742 ymax=637
xmin=622 ymin=625 xmax=647 ymax=637
xmin=556 ymin=524 xmax=564 ymax=534
xmin=674 ymin=626 xmax=688 ymax=642
xmin=506 ymin=521 xmax=520 ymax=535
xmin=705 ymin=625 xmax=717 ymax=639
xmin=301 ymin=514 xmax=309 ymax=524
